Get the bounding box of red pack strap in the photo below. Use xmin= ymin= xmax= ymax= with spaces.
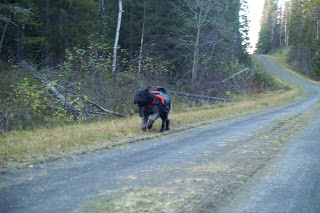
xmin=145 ymin=96 xmax=157 ymax=107
xmin=155 ymin=95 xmax=164 ymax=105
xmin=144 ymin=91 xmax=166 ymax=107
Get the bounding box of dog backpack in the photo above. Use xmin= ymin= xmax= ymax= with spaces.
xmin=151 ymin=91 xmax=170 ymax=106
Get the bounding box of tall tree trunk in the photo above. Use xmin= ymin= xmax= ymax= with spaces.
xmin=17 ymin=24 xmax=21 ymax=61
xmin=279 ymin=7 xmax=283 ymax=47
xmin=99 ymin=0 xmax=107 ymax=35
xmin=317 ymin=14 xmax=319 ymax=56
xmin=284 ymin=15 xmax=288 ymax=45
xmin=112 ymin=0 xmax=123 ymax=73
xmin=271 ymin=10 xmax=277 ymax=46
xmin=0 ymin=22 xmax=8 ymax=55
xmin=192 ymin=24 xmax=200 ymax=83
xmin=138 ymin=0 xmax=146 ymax=78
xmin=284 ymin=2 xmax=290 ymax=46
xmin=45 ymin=0 xmax=52 ymax=66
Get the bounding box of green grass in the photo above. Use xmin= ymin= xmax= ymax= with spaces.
xmin=269 ymin=47 xmax=320 ymax=85
xmin=273 ymin=119 xmax=287 ymax=124
xmin=92 ymin=183 xmax=205 ymax=213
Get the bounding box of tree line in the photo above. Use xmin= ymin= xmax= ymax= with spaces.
xmin=1 ymin=0 xmax=267 ymax=132
xmin=256 ymin=0 xmax=320 ymax=78
xmin=0 ymin=0 xmax=249 ymax=76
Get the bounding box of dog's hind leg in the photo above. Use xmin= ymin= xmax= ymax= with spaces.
xmin=165 ymin=118 xmax=170 ymax=130
xmin=160 ymin=114 xmax=169 ymax=132
xmin=148 ymin=112 xmax=159 ymax=130
xmin=160 ymin=118 xmax=166 ymax=132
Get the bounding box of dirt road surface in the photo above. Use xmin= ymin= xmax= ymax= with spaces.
xmin=1 ymin=55 xmax=320 ymax=212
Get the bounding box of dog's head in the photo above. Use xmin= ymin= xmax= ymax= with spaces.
xmin=134 ymin=86 xmax=155 ymax=106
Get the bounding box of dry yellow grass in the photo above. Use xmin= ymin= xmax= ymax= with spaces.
xmin=0 ymin=85 xmax=303 ymax=171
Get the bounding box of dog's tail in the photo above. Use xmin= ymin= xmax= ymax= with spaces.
xmin=156 ymin=86 xmax=169 ymax=95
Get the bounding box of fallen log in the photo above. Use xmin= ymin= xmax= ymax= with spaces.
xmin=219 ymin=68 xmax=249 ymax=84
xmin=168 ymin=90 xmax=229 ymax=103
xmin=56 ymin=85 xmax=125 ymax=117
xmin=19 ymin=61 xmax=66 ymax=102
xmin=205 ymin=68 xmax=250 ymax=94
xmin=19 ymin=61 xmax=124 ymax=117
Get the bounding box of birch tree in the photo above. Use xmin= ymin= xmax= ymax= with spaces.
xmin=138 ymin=0 xmax=146 ymax=77
xmin=177 ymin=0 xmax=214 ymax=83
xmin=112 ymin=0 xmax=123 ymax=72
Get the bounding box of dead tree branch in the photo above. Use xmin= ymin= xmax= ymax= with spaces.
xmin=19 ymin=61 xmax=67 ymax=102
xmin=56 ymin=85 xmax=125 ymax=117
xmin=19 ymin=61 xmax=124 ymax=117
xmin=205 ymin=68 xmax=250 ymax=94
xmin=168 ymin=90 xmax=229 ymax=103
xmin=219 ymin=68 xmax=249 ymax=84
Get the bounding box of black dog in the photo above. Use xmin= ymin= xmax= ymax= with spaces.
xmin=134 ymin=86 xmax=172 ymax=132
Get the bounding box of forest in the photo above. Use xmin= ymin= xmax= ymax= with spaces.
xmin=1 ymin=0 xmax=259 ymax=132
xmin=256 ymin=0 xmax=320 ymax=78
xmin=4 ymin=0 xmax=319 ymax=133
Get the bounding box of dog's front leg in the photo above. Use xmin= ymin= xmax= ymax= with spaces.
xmin=138 ymin=106 xmax=143 ymax=117
xmin=142 ymin=114 xmax=149 ymax=131
xmin=148 ymin=112 xmax=159 ymax=130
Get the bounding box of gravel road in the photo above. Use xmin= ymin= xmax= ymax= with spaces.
xmin=217 ymin=55 xmax=320 ymax=213
xmin=1 ymin=55 xmax=319 ymax=212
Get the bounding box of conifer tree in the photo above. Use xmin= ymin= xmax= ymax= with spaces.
xmin=287 ymin=0 xmax=320 ymax=77
xmin=256 ymin=0 xmax=278 ymax=53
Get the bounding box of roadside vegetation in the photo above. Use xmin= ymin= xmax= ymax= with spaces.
xmin=0 ymin=54 xmax=304 ymax=172
xmin=0 ymin=1 xmax=313 ymax=172
xmin=1 ymin=0 xmax=251 ymax=134
xmin=269 ymin=47 xmax=320 ymax=85
xmin=256 ymin=0 xmax=320 ymax=79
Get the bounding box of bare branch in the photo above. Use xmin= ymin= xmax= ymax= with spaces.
xmin=57 ymin=86 xmax=125 ymax=117
xmin=219 ymin=68 xmax=249 ymax=84
xmin=19 ymin=61 xmax=125 ymax=117
xmin=19 ymin=61 xmax=67 ymax=102
xmin=168 ymin=90 xmax=229 ymax=102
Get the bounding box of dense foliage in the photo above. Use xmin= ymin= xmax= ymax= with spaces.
xmin=0 ymin=0 xmax=255 ymax=132
xmin=1 ymin=0 xmax=249 ymax=71
xmin=256 ymin=0 xmax=320 ymax=78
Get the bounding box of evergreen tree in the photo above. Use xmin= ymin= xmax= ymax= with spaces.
xmin=288 ymin=0 xmax=320 ymax=77
xmin=0 ymin=0 xmax=99 ymax=65
xmin=256 ymin=0 xmax=279 ymax=53
xmin=255 ymin=0 xmax=319 ymax=78
xmin=240 ymin=0 xmax=250 ymax=59
xmin=0 ymin=0 xmax=249 ymax=79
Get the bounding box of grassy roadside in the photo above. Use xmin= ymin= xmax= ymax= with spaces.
xmin=269 ymin=48 xmax=320 ymax=85
xmin=0 ymin=57 xmax=305 ymax=172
